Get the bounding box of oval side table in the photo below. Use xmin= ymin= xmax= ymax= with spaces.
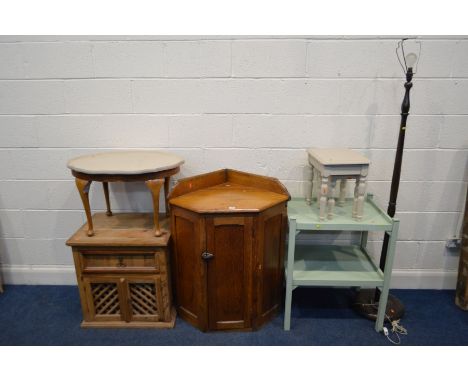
xmin=67 ymin=151 xmax=184 ymax=237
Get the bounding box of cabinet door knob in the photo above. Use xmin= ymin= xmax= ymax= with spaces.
xmin=201 ymin=252 xmax=214 ymax=261
xmin=117 ymin=256 xmax=126 ymax=267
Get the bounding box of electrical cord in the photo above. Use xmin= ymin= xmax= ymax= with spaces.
xmin=352 ymin=301 xmax=408 ymax=345
xmin=383 ymin=315 xmax=408 ymax=345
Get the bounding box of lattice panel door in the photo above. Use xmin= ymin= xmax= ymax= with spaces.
xmin=85 ymin=280 xmax=123 ymax=321
xmin=128 ymin=279 xmax=162 ymax=322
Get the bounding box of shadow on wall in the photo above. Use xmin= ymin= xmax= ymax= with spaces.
xmin=66 ymin=181 xmax=163 ymax=214
xmin=110 ymin=182 xmax=154 ymax=213
xmin=365 ymin=102 xmax=378 ymax=151
xmin=410 ymin=149 xmax=468 ymax=286
xmin=438 ymin=152 xmax=468 ymax=272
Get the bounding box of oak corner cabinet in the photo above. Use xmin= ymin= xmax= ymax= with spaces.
xmin=168 ymin=169 xmax=290 ymax=332
xmin=66 ymin=213 xmax=175 ymax=328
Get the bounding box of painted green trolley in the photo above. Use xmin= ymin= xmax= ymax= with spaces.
xmin=284 ymin=194 xmax=399 ymax=332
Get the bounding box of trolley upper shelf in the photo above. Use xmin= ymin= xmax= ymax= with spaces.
xmin=288 ymin=194 xmax=394 ymax=231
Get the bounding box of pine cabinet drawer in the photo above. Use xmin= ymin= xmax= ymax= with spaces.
xmin=80 ymin=251 xmax=160 ymax=273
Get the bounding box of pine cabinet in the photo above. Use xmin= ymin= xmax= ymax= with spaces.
xmin=67 ymin=213 xmax=175 ymax=328
xmin=169 ymin=169 xmax=290 ymax=331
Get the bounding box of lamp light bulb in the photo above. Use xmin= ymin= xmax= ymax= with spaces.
xmin=405 ymin=53 xmax=418 ymax=69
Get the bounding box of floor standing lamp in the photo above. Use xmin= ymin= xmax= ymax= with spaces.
xmin=354 ymin=38 xmax=421 ymax=322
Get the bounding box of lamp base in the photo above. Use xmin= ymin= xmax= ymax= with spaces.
xmin=352 ymin=289 xmax=405 ymax=322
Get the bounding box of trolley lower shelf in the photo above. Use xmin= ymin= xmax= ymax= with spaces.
xmin=287 ymin=244 xmax=384 ymax=288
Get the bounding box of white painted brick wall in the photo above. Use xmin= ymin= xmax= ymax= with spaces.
xmin=0 ymin=81 xmax=66 ymax=114
xmin=65 ymin=80 xmax=133 ymax=113
xmin=0 ymin=44 xmax=24 ymax=78
xmin=22 ymin=43 xmax=94 ymax=79
xmin=0 ymin=36 xmax=467 ymax=288
xmin=165 ymin=41 xmax=231 ymax=78
xmin=232 ymin=40 xmax=307 ymax=77
xmin=168 ymin=115 xmax=232 ymax=147
xmin=35 ymin=115 xmax=170 ymax=147
xmin=93 ymin=42 xmax=165 ymax=78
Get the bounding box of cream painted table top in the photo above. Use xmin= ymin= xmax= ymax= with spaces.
xmin=67 ymin=151 xmax=184 ymax=175
xmin=307 ymin=148 xmax=370 ymax=166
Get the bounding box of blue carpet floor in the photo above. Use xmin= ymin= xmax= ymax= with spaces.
xmin=0 ymin=286 xmax=466 ymax=345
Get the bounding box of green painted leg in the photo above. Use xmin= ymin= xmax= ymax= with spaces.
xmin=375 ymin=219 xmax=400 ymax=332
xmin=360 ymin=231 xmax=368 ymax=249
xmin=375 ymin=288 xmax=389 ymax=332
xmin=284 ymin=218 xmax=297 ymax=331
xmin=360 ymin=229 xmax=368 ymax=284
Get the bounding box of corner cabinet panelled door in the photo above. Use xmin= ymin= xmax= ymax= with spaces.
xmin=257 ymin=205 xmax=286 ymax=322
xmin=205 ymin=216 xmax=253 ymax=331
xmin=172 ymin=208 xmax=205 ymax=327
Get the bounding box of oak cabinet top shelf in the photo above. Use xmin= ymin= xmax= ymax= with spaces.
xmin=169 ymin=169 xmax=290 ymax=213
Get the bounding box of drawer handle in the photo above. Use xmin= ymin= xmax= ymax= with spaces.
xmin=201 ymin=252 xmax=214 ymax=261
xmin=117 ymin=256 xmax=126 ymax=267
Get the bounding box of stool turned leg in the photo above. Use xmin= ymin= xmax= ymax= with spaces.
xmin=356 ymin=176 xmax=367 ymax=221
xmin=338 ymin=179 xmax=347 ymax=207
xmin=319 ymin=175 xmax=328 ymax=221
xmin=352 ymin=177 xmax=359 ymax=219
xmin=146 ymin=179 xmax=165 ymax=237
xmin=103 ymin=182 xmax=112 ymax=216
xmin=314 ymin=169 xmax=320 ymax=204
xmin=327 ymin=178 xmax=336 ymax=220
xmin=75 ymin=178 xmax=94 ymax=236
xmin=164 ymin=176 xmax=171 ymax=217
xmin=306 ymin=167 xmax=314 ymax=205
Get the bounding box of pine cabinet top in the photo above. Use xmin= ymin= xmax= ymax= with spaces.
xmin=66 ymin=213 xmax=170 ymax=247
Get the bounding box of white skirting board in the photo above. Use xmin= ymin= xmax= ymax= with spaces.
xmin=0 ymin=265 xmax=458 ymax=289
xmin=1 ymin=265 xmax=77 ymax=285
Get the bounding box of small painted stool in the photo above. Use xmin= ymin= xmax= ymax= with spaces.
xmin=306 ymin=148 xmax=370 ymax=221
xmin=67 ymin=150 xmax=184 ymax=237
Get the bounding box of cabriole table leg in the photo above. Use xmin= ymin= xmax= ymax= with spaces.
xmin=146 ymin=179 xmax=165 ymax=237
xmin=164 ymin=176 xmax=171 ymax=217
xmin=75 ymin=178 xmax=94 ymax=236
xmin=103 ymin=182 xmax=112 ymax=216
